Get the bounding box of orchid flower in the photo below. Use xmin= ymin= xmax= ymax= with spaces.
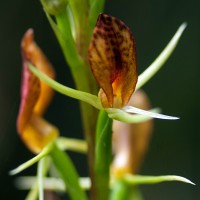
xmin=17 ymin=29 xmax=59 ymax=154
xmin=27 ymin=13 xmax=186 ymax=124
xmin=88 ymin=13 xmax=178 ymax=121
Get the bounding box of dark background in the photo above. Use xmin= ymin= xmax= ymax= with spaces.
xmin=0 ymin=0 xmax=199 ymax=199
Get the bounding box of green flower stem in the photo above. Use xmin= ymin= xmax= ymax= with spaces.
xmin=37 ymin=159 xmax=44 ymax=200
xmin=42 ymin=3 xmax=104 ymax=199
xmin=110 ymin=181 xmax=143 ymax=200
xmin=67 ymin=0 xmax=90 ymax=59
xmin=46 ymin=11 xmax=93 ymax=94
xmin=110 ymin=181 xmax=131 ymax=200
xmin=136 ymin=23 xmax=187 ymax=90
xmin=50 ymin=142 xmax=88 ymax=200
xmin=25 ymin=182 xmax=38 ymax=200
xmin=89 ymin=0 xmax=105 ymax=36
xmin=95 ymin=110 xmax=113 ymax=200
xmin=54 ymin=4 xmax=97 ymax=94
xmin=55 ymin=13 xmax=100 ymax=192
xmin=55 ymin=11 xmax=83 ymax=68
xmin=29 ymin=62 xmax=99 ymax=199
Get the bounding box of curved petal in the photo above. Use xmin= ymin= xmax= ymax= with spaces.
xmin=17 ymin=29 xmax=58 ymax=153
xmin=21 ymin=114 xmax=58 ymax=154
xmin=21 ymin=29 xmax=55 ymax=115
xmin=88 ymin=13 xmax=137 ymax=108
xmin=17 ymin=64 xmax=40 ymax=133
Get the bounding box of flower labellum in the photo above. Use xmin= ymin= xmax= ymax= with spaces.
xmin=17 ymin=29 xmax=58 ymax=154
xmin=88 ymin=13 xmax=138 ymax=108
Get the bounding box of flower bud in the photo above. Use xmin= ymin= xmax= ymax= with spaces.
xmin=112 ymin=90 xmax=153 ymax=178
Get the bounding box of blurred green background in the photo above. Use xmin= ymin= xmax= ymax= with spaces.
xmin=0 ymin=0 xmax=199 ymax=199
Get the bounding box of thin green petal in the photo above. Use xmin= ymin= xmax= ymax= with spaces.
xmin=28 ymin=63 xmax=102 ymax=110
xmin=123 ymin=106 xmax=179 ymax=120
xmin=107 ymin=108 xmax=161 ymax=123
xmin=9 ymin=142 xmax=53 ymax=175
xmin=123 ymin=174 xmax=195 ymax=185
xmin=136 ymin=23 xmax=187 ymax=90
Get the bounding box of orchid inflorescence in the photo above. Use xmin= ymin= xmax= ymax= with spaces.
xmin=10 ymin=1 xmax=194 ymax=200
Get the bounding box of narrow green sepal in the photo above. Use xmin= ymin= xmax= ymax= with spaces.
xmin=122 ymin=174 xmax=195 ymax=185
xmin=136 ymin=23 xmax=187 ymax=90
xmin=28 ymin=63 xmax=102 ymax=110
xmin=107 ymin=108 xmax=161 ymax=123
xmin=9 ymin=142 xmax=53 ymax=175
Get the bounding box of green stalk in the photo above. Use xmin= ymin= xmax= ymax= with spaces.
xmin=110 ymin=181 xmax=143 ymax=200
xmin=50 ymin=143 xmax=88 ymax=200
xmin=25 ymin=157 xmax=51 ymax=200
xmin=67 ymin=0 xmax=90 ymax=60
xmin=54 ymin=7 xmax=100 ymax=200
xmin=95 ymin=110 xmax=113 ymax=200
xmin=110 ymin=181 xmax=131 ymax=200
xmin=89 ymin=0 xmax=105 ymax=36
xmin=41 ymin=2 xmax=106 ymax=199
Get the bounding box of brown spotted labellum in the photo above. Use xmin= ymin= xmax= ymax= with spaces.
xmin=88 ymin=13 xmax=178 ymax=121
xmin=88 ymin=13 xmax=138 ymax=108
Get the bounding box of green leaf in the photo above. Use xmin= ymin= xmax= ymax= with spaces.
xmin=50 ymin=143 xmax=88 ymax=200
